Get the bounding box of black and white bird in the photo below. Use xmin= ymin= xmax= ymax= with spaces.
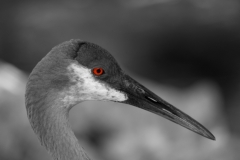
xmin=25 ymin=39 xmax=215 ymax=160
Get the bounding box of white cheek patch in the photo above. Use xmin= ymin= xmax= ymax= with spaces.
xmin=63 ymin=63 xmax=127 ymax=103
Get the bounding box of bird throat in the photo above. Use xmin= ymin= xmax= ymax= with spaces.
xmin=26 ymin=92 xmax=91 ymax=160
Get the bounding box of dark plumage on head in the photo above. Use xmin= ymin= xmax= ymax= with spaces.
xmin=25 ymin=39 xmax=215 ymax=160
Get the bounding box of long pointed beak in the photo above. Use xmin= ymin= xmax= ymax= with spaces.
xmin=121 ymin=74 xmax=215 ymax=140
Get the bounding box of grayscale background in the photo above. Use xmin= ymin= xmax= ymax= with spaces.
xmin=0 ymin=0 xmax=240 ymax=160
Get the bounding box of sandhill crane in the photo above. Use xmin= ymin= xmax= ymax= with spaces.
xmin=25 ymin=39 xmax=215 ymax=160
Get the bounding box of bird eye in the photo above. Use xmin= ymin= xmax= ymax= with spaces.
xmin=92 ymin=68 xmax=104 ymax=76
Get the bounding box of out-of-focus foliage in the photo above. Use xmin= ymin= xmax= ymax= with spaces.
xmin=0 ymin=62 xmax=51 ymax=160
xmin=0 ymin=0 xmax=240 ymax=160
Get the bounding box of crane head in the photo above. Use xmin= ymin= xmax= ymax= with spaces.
xmin=27 ymin=39 xmax=215 ymax=140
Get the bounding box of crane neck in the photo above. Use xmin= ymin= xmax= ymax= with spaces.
xmin=26 ymin=90 xmax=91 ymax=160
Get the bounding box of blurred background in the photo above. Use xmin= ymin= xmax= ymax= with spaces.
xmin=0 ymin=0 xmax=240 ymax=160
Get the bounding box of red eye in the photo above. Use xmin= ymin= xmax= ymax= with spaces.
xmin=92 ymin=68 xmax=104 ymax=76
